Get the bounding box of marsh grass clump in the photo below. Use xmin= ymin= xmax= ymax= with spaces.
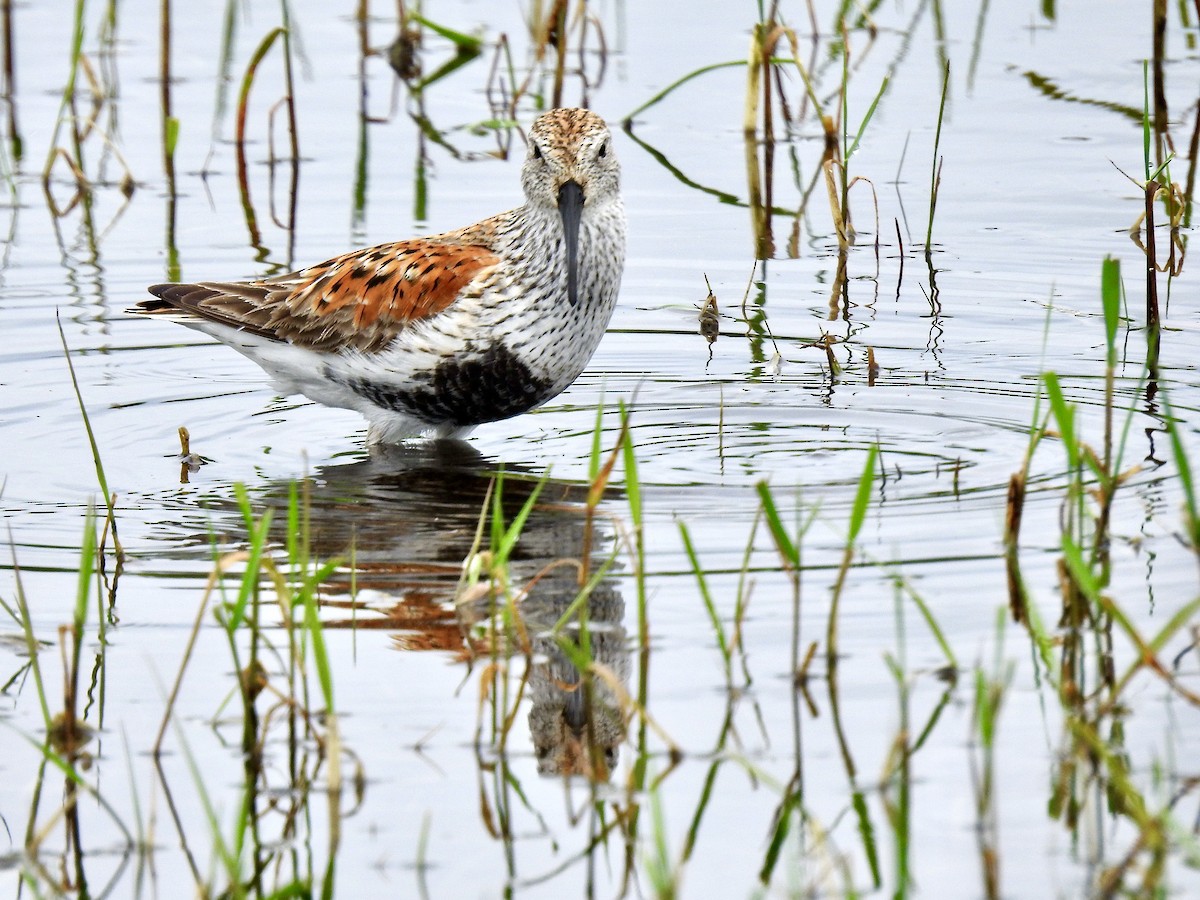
xmin=7 ymin=3 xmax=1200 ymax=897
xmin=969 ymin=608 xmax=1014 ymax=900
xmin=145 ymin=479 xmax=361 ymax=897
xmin=449 ymin=404 xmax=719 ymax=892
xmin=6 ymin=506 xmax=134 ymax=895
xmin=4 ymin=472 xmax=361 ymax=897
xmin=38 ymin=0 xmax=135 ymax=243
xmin=459 ymin=405 xmax=643 ymax=776
xmin=1003 ymin=258 xmax=1200 ymax=896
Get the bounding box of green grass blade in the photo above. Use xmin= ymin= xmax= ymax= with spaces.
xmin=1163 ymin=395 xmax=1200 ymax=547
xmin=1042 ymin=372 xmax=1079 ymax=470
xmin=496 ymin=474 xmax=548 ymax=563
xmin=165 ymin=115 xmax=180 ymax=158
xmin=845 ymin=76 xmax=889 ymax=162
xmin=755 ymin=481 xmax=798 ymax=568
xmin=6 ymin=540 xmax=52 ymax=729
xmin=759 ymin=787 xmax=802 ymax=882
xmin=230 ymin=515 xmax=272 ymax=632
xmin=623 ymin=60 xmax=748 ymax=122
xmin=56 ymin=312 xmax=119 ymax=551
xmin=619 ymin=403 xmax=642 ymax=526
xmin=1061 ymin=534 xmax=1101 ymax=601
xmin=898 ymin=577 xmax=957 ymax=670
xmin=588 ymin=396 xmax=605 ymax=484
xmin=678 ymin=521 xmax=728 ymax=663
xmin=74 ymin=504 xmax=97 ymax=631
xmin=1101 ymin=256 xmax=1120 ymax=367
xmin=848 ymin=445 xmax=879 ymax=543
xmin=303 ymin=584 xmax=334 ymax=711
xmin=925 ymin=61 xmax=950 ymax=250
xmin=411 ymin=14 xmax=482 ymax=52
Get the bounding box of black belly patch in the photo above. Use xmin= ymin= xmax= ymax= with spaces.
xmin=330 ymin=344 xmax=554 ymax=427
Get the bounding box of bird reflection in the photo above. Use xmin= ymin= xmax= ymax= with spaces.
xmin=194 ymin=440 xmax=630 ymax=777
xmin=521 ymin=566 xmax=628 ymax=778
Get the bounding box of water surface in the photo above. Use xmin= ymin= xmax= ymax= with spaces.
xmin=1 ymin=1 xmax=1199 ymax=897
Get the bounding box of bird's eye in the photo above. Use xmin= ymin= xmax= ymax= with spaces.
xmin=532 ymin=144 xmax=543 ymax=161
xmin=598 ymin=141 xmax=608 ymax=159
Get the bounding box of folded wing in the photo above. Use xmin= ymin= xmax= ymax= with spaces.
xmin=139 ymin=238 xmax=499 ymax=354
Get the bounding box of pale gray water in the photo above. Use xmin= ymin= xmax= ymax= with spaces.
xmin=1 ymin=1 xmax=1199 ymax=897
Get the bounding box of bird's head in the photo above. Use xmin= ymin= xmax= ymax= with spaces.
xmin=521 ymin=108 xmax=620 ymax=306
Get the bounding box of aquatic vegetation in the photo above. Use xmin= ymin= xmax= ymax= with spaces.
xmin=1 ymin=1 xmax=1200 ymax=898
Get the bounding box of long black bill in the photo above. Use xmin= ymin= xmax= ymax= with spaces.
xmin=558 ymin=179 xmax=585 ymax=306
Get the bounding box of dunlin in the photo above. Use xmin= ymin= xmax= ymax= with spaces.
xmin=134 ymin=108 xmax=626 ymax=443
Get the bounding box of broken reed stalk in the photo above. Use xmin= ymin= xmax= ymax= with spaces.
xmin=2 ymin=0 xmax=21 ymax=160
xmin=741 ymin=8 xmax=777 ymax=256
xmin=1003 ymin=470 xmax=1028 ymax=622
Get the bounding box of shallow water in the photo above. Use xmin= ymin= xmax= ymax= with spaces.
xmin=2 ymin=1 xmax=1199 ymax=897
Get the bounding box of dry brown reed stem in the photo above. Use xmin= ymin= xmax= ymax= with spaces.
xmin=743 ymin=13 xmax=782 ymax=136
xmin=760 ymin=10 xmax=782 ymax=141
xmin=699 ymin=275 xmax=719 ymax=346
xmin=822 ymin=160 xmax=849 ymax=247
xmin=277 ymin=6 xmax=301 ymax=262
xmin=153 ymin=550 xmax=249 ymax=754
xmin=581 ymin=411 xmax=630 ymax=587
xmin=473 ymin=659 xmax=529 ymax=756
xmin=160 ymin=0 xmax=172 ymax=163
xmin=56 ymin=627 xmax=79 ymax=753
xmin=741 ymin=5 xmax=801 ymax=257
xmin=780 ymin=22 xmax=836 ymax=158
xmin=550 ymin=0 xmax=567 ymax=107
xmin=502 ymin=0 xmax=575 ymax=120
xmin=267 ymin=97 xmax=292 ymax=229
xmin=1003 ymin=471 xmax=1027 ymax=622
xmin=2 ymin=0 xmax=19 ymax=159
xmin=159 ymin=0 xmax=180 ymax=278
xmin=760 ymin=34 xmax=778 ymax=252
xmin=1186 ymin=102 xmax=1200 ymax=225
xmin=578 ymin=9 xmax=606 ymax=97
xmin=1152 ymin=0 xmax=1168 ymax=152
xmin=43 ymin=148 xmax=86 ymax=217
xmin=745 ymin=130 xmax=771 ymax=258
xmin=235 ymin=28 xmax=286 ymax=249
